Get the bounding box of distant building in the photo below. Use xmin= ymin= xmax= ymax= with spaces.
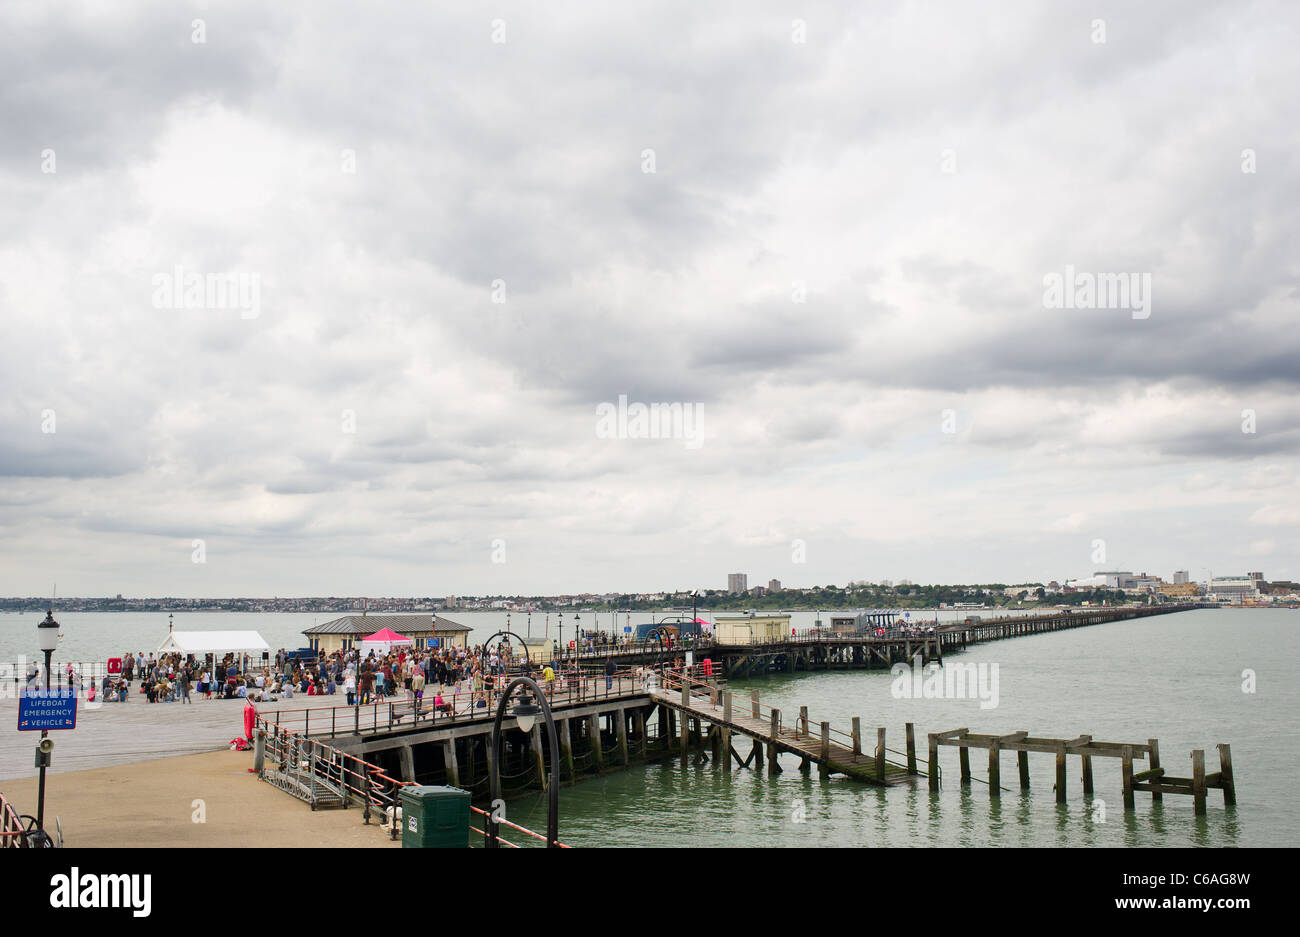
xmin=713 ymin=612 xmax=791 ymax=645
xmin=768 ymin=579 xmax=781 ymax=592
xmin=1209 ymin=577 xmax=1260 ymax=599
xmin=445 ymin=596 xmax=457 ymax=608
xmin=302 ymin=613 xmax=472 ymax=655
xmin=1159 ymin=582 xmax=1199 ymax=598
xmin=1173 ymin=570 xmax=1189 ymax=584
xmin=728 ymin=573 xmax=748 ymax=594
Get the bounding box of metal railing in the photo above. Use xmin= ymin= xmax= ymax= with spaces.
xmin=0 ymin=791 xmax=28 ymax=848
xmin=255 ymin=716 xmax=567 ymax=846
xmin=263 ymin=671 xmax=647 ymax=738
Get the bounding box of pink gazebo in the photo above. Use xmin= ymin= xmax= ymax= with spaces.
xmin=359 ymin=627 xmax=411 ymax=657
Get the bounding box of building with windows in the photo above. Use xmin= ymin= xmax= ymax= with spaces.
xmin=727 ymin=573 xmax=748 ymax=594
xmin=768 ymin=579 xmax=781 ymax=592
xmin=1173 ymin=570 xmax=1190 ymax=584
xmin=302 ymin=614 xmax=472 ymax=655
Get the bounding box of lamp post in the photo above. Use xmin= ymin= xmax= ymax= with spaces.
xmin=488 ymin=675 xmax=560 ymax=847
xmin=35 ymin=607 xmax=60 ymax=839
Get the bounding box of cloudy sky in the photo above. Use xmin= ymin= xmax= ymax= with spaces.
xmin=1 ymin=1 xmax=1297 ymax=598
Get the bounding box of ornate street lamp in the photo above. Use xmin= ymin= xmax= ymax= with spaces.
xmin=34 ymin=607 xmax=61 ymax=843
xmin=488 ymin=676 xmax=560 ymax=847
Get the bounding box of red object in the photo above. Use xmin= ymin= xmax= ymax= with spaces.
xmin=242 ymin=700 xmax=257 ymax=739
xmin=568 ymin=640 xmax=575 ymax=649
xmin=701 ymin=658 xmax=713 ymax=677
xmin=107 ymin=658 xmax=122 ymax=675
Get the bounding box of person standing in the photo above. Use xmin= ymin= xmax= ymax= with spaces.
xmin=180 ymin=668 xmax=192 ymax=704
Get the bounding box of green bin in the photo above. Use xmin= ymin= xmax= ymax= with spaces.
xmin=398 ymin=785 xmax=471 ymax=848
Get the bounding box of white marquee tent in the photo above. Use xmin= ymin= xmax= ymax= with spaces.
xmin=157 ymin=631 xmax=271 ymax=657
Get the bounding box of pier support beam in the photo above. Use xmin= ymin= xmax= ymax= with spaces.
xmin=443 ymin=739 xmax=460 ymax=788
xmin=959 ymin=746 xmax=971 ymax=786
xmin=1122 ymin=746 xmax=1135 ymax=811
xmin=558 ymin=719 xmax=575 ymax=780
xmin=1147 ymin=738 xmax=1161 ymax=803
xmin=874 ymin=727 xmax=885 ymax=781
xmin=1217 ymin=743 xmax=1235 ymax=806
xmin=1191 ymin=749 xmax=1206 ymax=815
xmin=752 ymin=738 xmax=764 ymax=770
xmin=1055 ymin=743 xmax=1067 ymax=804
xmin=928 ymin=734 xmax=939 ymax=791
xmin=988 ymin=742 xmax=1000 ymax=798
xmin=398 ymin=744 xmax=415 ymax=783
xmin=1018 ymin=750 xmax=1030 ymax=790
xmin=852 ymin=717 xmax=862 ymax=761
xmin=1081 ymin=754 xmax=1094 ymax=795
xmin=906 ymin=723 xmax=917 ymax=774
xmin=617 ymin=709 xmax=629 ymax=766
xmin=820 ymin=722 xmax=831 ymax=778
xmin=721 ymin=693 xmax=733 ymax=758
xmin=588 ymin=714 xmax=604 ymax=772
xmin=769 ymin=710 xmax=782 ymax=775
xmin=634 ymin=710 xmax=648 ymax=760
xmin=531 ymin=725 xmax=547 ymax=791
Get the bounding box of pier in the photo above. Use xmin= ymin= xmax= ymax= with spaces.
xmin=558 ymin=603 xmax=1198 ymax=679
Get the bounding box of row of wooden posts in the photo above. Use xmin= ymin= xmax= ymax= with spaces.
xmin=926 ymin=729 xmax=1236 ymax=815
xmin=666 ymin=682 xmax=1235 ymax=814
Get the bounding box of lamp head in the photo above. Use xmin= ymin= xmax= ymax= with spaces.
xmin=513 ymin=698 xmax=541 ymax=734
xmin=38 ymin=608 xmax=60 ymax=652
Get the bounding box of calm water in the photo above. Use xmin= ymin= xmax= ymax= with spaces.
xmin=502 ymin=608 xmax=1299 ymax=847
xmin=3 ymin=606 xmax=1292 ymax=846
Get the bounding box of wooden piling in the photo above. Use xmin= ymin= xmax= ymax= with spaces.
xmin=874 ymin=727 xmax=885 ymax=781
xmin=988 ymin=742 xmax=1000 ymax=797
xmin=531 ymin=725 xmax=547 ymax=791
xmin=634 ymin=710 xmax=648 ymax=760
xmin=769 ymin=710 xmax=782 ymax=775
xmin=616 ymin=709 xmax=629 ymax=766
xmin=1146 ymin=738 xmax=1160 ymax=803
xmin=443 ymin=738 xmax=460 ymax=788
xmin=1081 ymin=754 xmax=1093 ymax=794
xmin=751 ymin=688 xmax=759 ymax=719
xmin=1055 ymin=743 xmax=1067 ymax=804
xmin=1191 ymin=749 xmax=1206 ymax=815
xmin=852 ymin=717 xmax=862 ymax=760
xmin=588 ymin=714 xmax=605 ymax=771
xmin=558 ymin=718 xmax=575 ymax=779
xmin=905 ymin=723 xmax=917 ymax=774
xmin=821 ymin=722 xmax=832 ymax=778
xmin=1017 ymin=750 xmax=1030 ymax=790
xmin=799 ymin=705 xmax=809 ymax=738
xmin=752 ymin=737 xmax=764 ymax=770
xmin=1217 ymin=743 xmax=1235 ymax=806
xmin=1121 ymin=745 xmax=1135 ymax=811
xmin=959 ymin=745 xmax=971 ymax=785
xmin=928 ymin=734 xmax=939 ymax=791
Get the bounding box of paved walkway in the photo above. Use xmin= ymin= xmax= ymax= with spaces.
xmin=0 ymin=749 xmax=400 ymax=848
xmin=0 ymin=689 xmax=350 ymax=780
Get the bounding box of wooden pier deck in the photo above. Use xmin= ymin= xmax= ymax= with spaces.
xmin=652 ymin=671 xmax=916 ymax=785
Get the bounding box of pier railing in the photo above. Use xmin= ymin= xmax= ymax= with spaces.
xmin=262 ymin=670 xmax=647 ymax=738
xmin=0 ymin=790 xmax=29 ymax=848
xmin=256 ymin=717 xmax=567 ymax=846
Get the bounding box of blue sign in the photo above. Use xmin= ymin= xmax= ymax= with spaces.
xmin=18 ymin=688 xmax=78 ymax=731
xmin=624 ymin=626 xmax=632 ymax=633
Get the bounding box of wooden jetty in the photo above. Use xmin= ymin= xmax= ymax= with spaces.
xmin=927 ymin=728 xmax=1236 ymax=814
xmin=563 ymin=603 xmax=1198 ymax=680
xmin=650 ymin=669 xmax=918 ymax=784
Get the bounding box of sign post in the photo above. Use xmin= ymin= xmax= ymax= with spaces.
xmin=18 ymin=688 xmax=78 ymax=732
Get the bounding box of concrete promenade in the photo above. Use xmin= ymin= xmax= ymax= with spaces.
xmin=1 ymin=749 xmax=400 ymax=848
xmin=0 ymin=689 xmax=353 ymax=780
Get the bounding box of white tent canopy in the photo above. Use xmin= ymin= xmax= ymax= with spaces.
xmin=157 ymin=631 xmax=270 ymax=656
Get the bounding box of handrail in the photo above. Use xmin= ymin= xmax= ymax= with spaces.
xmin=256 ymin=717 xmax=570 ymax=847
xmin=0 ymin=791 xmax=28 ymax=848
xmin=261 ymin=670 xmax=646 ymax=738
